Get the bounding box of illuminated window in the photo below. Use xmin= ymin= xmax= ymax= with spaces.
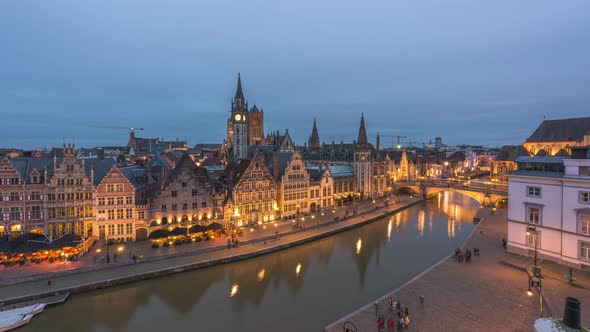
xmin=580 ymin=215 xmax=590 ymax=236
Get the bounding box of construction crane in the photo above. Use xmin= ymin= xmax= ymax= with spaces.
xmin=381 ymin=135 xmax=408 ymax=149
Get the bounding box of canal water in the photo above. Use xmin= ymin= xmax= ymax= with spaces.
xmin=23 ymin=192 xmax=479 ymax=332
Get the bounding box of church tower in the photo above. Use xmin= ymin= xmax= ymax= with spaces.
xmin=308 ymin=117 xmax=321 ymax=150
xmin=229 ymin=74 xmax=249 ymax=161
xmin=353 ymin=113 xmax=373 ymax=198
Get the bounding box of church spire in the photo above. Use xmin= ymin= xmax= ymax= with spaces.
xmin=309 ymin=117 xmax=321 ymax=150
xmin=357 ymin=113 xmax=368 ymax=146
xmin=376 ymin=132 xmax=380 ymax=152
xmin=234 ymin=73 xmax=244 ymax=100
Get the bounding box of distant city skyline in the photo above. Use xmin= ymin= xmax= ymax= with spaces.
xmin=2 ymin=1 xmax=589 ymax=149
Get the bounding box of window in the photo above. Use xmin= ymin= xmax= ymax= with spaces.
xmin=526 ymin=206 xmax=541 ymax=224
xmin=31 ymin=206 xmax=41 ymax=219
xmin=10 ymin=192 xmax=19 ymax=201
xmin=525 ymin=231 xmax=538 ymax=248
xmin=126 ymin=223 xmax=133 ymax=234
xmin=202 ymin=202 xmax=207 ymax=208
xmin=107 ymin=197 xmax=115 ymax=205
xmin=161 ymin=205 xmax=167 ymax=212
xmin=108 ymin=209 xmax=115 ymax=220
xmin=171 ymin=190 xmax=177 ymax=198
xmin=581 ymin=242 xmax=590 ymax=260
xmin=192 ymin=202 xmax=199 ymax=209
xmin=117 ymin=209 xmax=124 ymax=219
xmin=172 ymin=204 xmax=177 ymax=211
xmin=30 ymin=192 xmax=41 ymax=201
xmin=117 ymin=224 xmax=124 ymax=235
xmin=527 ymin=186 xmax=542 ymax=197
xmin=126 ymin=196 xmax=133 ymax=204
xmin=581 ymin=215 xmax=590 ymax=235
xmin=116 ymin=184 xmax=124 ymax=192
xmin=192 ymin=189 xmax=198 ymax=196
xmin=580 ymin=167 xmax=590 ymax=176
xmin=10 ymin=207 xmax=20 ymax=220
xmin=182 ymin=203 xmax=187 ymax=210
xmin=117 ymin=197 xmax=124 ymax=205
xmin=182 ymin=182 xmax=187 ymax=188
xmin=98 ymin=198 xmax=106 ymax=206
xmin=138 ymin=211 xmax=145 ymax=220
xmin=580 ymin=192 xmax=590 ymax=203
xmin=125 ymin=208 xmax=133 ymax=219
xmin=108 ymin=224 xmax=115 ymax=236
xmin=107 ymin=184 xmax=115 ymax=192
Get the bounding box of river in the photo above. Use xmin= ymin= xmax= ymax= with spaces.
xmin=22 ymin=192 xmax=479 ymax=332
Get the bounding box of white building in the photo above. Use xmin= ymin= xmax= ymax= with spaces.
xmin=507 ymin=146 xmax=590 ymax=269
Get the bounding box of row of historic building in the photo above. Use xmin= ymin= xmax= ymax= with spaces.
xmin=1 ymin=74 xmax=491 ymax=242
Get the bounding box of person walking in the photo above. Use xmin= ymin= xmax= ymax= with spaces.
xmin=387 ymin=316 xmax=394 ymax=332
xmin=419 ymin=295 xmax=424 ymax=305
xmin=404 ymin=306 xmax=409 ymax=317
xmin=113 ymin=252 xmax=117 ymax=263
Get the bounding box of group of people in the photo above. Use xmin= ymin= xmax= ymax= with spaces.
xmin=454 ymin=247 xmax=479 ymax=263
xmin=376 ymin=296 xmax=416 ymax=331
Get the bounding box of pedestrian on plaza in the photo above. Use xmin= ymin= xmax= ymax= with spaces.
xmin=47 ymin=280 xmax=51 ymax=286
xmin=113 ymin=253 xmax=117 ymax=263
xmin=502 ymin=238 xmax=507 ymax=249
xmin=379 ymin=314 xmax=385 ymax=330
xmin=419 ymin=295 xmax=424 ymax=304
xmin=387 ymin=316 xmax=394 ymax=332
xmin=404 ymin=306 xmax=409 ymax=317
xmin=396 ymin=301 xmax=401 ymax=311
xmin=227 ymin=239 xmax=231 ymax=249
xmin=404 ymin=315 xmax=411 ymax=328
xmin=397 ymin=317 xmax=404 ymax=331
xmin=132 ymin=255 xmax=137 ymax=264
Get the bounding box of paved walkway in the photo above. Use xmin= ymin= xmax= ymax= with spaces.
xmin=326 ymin=208 xmax=590 ymax=332
xmin=0 ymin=196 xmax=421 ymax=303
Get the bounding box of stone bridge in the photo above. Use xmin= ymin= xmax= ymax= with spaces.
xmin=394 ymin=181 xmax=507 ymax=207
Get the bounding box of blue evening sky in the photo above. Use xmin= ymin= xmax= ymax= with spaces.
xmin=1 ymin=1 xmax=589 ymax=149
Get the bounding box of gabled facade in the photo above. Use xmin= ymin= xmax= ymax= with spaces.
xmin=0 ymin=157 xmax=50 ymax=237
xmin=277 ymin=151 xmax=310 ymax=219
xmin=229 ymin=154 xmax=277 ymax=226
xmin=150 ymin=153 xmax=216 ymax=228
xmin=45 ymin=144 xmax=95 ymax=238
xmin=308 ymin=163 xmax=334 ymax=212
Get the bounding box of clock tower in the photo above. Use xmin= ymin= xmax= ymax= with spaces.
xmin=229 ymin=74 xmax=249 ymax=161
xmin=354 ymin=113 xmax=373 ymax=198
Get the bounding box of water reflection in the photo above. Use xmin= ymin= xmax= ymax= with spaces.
xmin=230 ymin=284 xmax=239 ymax=297
xmin=24 ymin=192 xmax=480 ymax=332
xmin=257 ymin=269 xmax=265 ymax=282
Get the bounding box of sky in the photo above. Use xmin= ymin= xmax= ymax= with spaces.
xmin=1 ymin=1 xmax=589 ymax=149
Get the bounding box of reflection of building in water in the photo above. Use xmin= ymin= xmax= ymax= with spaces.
xmin=448 ymin=216 xmax=456 ymax=238
xmin=387 ymin=219 xmax=393 ymax=240
xmin=417 ymin=210 xmax=425 ymax=237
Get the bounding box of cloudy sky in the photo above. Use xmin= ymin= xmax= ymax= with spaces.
xmin=1 ymin=1 xmax=589 ymax=149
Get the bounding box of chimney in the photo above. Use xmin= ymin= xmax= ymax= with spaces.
xmin=273 ymin=154 xmax=280 ymax=180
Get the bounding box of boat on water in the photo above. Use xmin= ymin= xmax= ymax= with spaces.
xmin=0 ymin=303 xmax=45 ymax=332
xmin=0 ymin=313 xmax=34 ymax=332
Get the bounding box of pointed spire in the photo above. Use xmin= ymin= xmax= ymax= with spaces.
xmin=234 ymin=73 xmax=244 ymax=100
xmin=376 ymin=132 xmax=380 ymax=152
xmin=309 ymin=117 xmax=321 ymax=150
xmin=357 ymin=113 xmax=368 ymax=146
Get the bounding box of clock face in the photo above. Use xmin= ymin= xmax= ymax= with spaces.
xmin=234 ymin=114 xmax=242 ymax=121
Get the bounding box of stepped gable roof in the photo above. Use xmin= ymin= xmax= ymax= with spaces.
xmin=146 ymin=153 xmax=174 ymax=170
xmin=172 ymin=153 xmax=207 ymax=178
xmin=82 ymin=157 xmax=118 ymax=185
xmin=265 ymin=151 xmax=293 ymax=181
xmin=377 ymin=150 xmax=416 ymax=163
xmin=225 ymin=159 xmax=251 ymax=185
xmin=9 ymin=158 xmax=54 ymax=183
xmin=494 ymin=145 xmax=530 ymax=161
xmin=527 ymin=116 xmax=590 ymax=142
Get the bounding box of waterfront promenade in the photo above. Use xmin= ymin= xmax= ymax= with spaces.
xmin=326 ymin=208 xmax=590 ymax=331
xmin=0 ymin=196 xmax=421 ymax=304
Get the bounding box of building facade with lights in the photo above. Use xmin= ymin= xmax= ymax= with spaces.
xmin=0 ymin=157 xmax=51 ymax=237
xmin=507 ymin=148 xmax=590 ymax=269
xmin=227 ymin=154 xmax=278 ymax=226
xmin=150 ymin=153 xmax=217 ymax=230
xmin=523 ymin=117 xmax=590 ymax=157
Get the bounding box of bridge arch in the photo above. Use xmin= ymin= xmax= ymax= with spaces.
xmin=425 ymin=187 xmax=505 ymax=207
